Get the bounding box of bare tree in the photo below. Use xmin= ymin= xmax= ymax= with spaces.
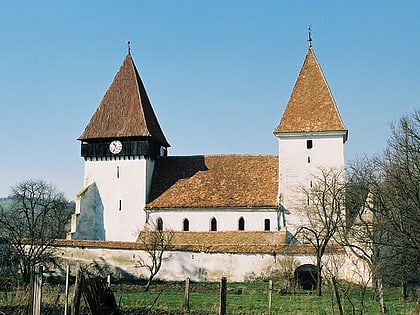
xmin=266 ymin=256 xmax=299 ymax=293
xmin=0 ymin=179 xmax=72 ymax=283
xmin=137 ymin=223 xmax=174 ymax=291
xmin=296 ymin=167 xmax=346 ymax=296
xmin=380 ymin=109 xmax=420 ymax=265
xmin=344 ymin=157 xmax=387 ymax=299
xmin=344 ymin=110 xmax=420 ymax=311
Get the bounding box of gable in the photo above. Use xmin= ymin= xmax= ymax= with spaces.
xmin=146 ymin=155 xmax=278 ymax=209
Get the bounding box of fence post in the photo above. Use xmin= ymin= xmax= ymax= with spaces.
xmin=71 ymin=267 xmax=82 ymax=315
xmin=268 ymin=280 xmax=273 ymax=315
xmin=32 ymin=265 xmax=43 ymax=315
xmin=184 ymin=277 xmax=190 ymax=311
xmin=219 ymin=277 xmax=227 ymax=315
xmin=64 ymin=265 xmax=70 ymax=315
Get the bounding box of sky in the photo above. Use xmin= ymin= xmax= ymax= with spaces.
xmin=0 ymin=1 xmax=419 ymax=200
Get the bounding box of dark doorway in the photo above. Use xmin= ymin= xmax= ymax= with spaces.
xmin=295 ymin=264 xmax=317 ymax=290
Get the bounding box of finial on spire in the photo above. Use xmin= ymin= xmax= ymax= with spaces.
xmin=127 ymin=41 xmax=131 ymax=55
xmin=308 ymin=26 xmax=312 ymax=48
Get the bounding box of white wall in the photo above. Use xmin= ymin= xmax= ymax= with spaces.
xmin=276 ymin=132 xmax=345 ymax=234
xmin=83 ymin=157 xmax=154 ymax=241
xmin=52 ymin=245 xmax=341 ymax=283
xmin=146 ymin=208 xmax=279 ymax=232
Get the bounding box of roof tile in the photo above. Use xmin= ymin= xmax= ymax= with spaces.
xmin=146 ymin=155 xmax=278 ymax=209
xmin=78 ymin=54 xmax=169 ymax=147
xmin=274 ymin=48 xmax=347 ymax=134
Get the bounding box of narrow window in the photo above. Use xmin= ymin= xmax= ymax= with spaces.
xmin=238 ymin=217 xmax=245 ymax=231
xmin=183 ymin=218 xmax=190 ymax=231
xmin=307 ymin=196 xmax=310 ymax=206
xmin=310 ymin=180 xmax=313 ymax=187
xmin=210 ymin=217 xmax=217 ymax=231
xmin=264 ymin=219 xmax=270 ymax=231
xmin=157 ymin=217 xmax=163 ymax=231
xmin=119 ymin=199 xmax=122 ymax=211
xmin=308 ymin=156 xmax=311 ymax=163
xmin=306 ymin=140 xmax=313 ymax=149
xmin=117 ymin=166 xmax=120 ymax=179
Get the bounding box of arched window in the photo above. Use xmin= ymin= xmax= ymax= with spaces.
xmin=156 ymin=217 xmax=163 ymax=231
xmin=264 ymin=219 xmax=270 ymax=231
xmin=210 ymin=217 xmax=217 ymax=231
xmin=238 ymin=217 xmax=245 ymax=231
xmin=183 ymin=218 xmax=189 ymax=231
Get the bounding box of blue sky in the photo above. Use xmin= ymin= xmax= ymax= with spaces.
xmin=0 ymin=1 xmax=419 ymax=199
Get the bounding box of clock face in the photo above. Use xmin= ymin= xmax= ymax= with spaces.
xmin=109 ymin=140 xmax=122 ymax=154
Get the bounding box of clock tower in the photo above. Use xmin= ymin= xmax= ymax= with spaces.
xmin=69 ymin=51 xmax=170 ymax=241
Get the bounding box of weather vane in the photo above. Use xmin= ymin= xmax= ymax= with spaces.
xmin=127 ymin=41 xmax=131 ymax=55
xmin=308 ymin=26 xmax=312 ymax=48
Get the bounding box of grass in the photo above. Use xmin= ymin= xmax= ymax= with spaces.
xmin=1 ymin=278 xmax=418 ymax=314
xmin=113 ymin=281 xmax=418 ymax=314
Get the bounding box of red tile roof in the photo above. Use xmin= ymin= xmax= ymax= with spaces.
xmin=274 ymin=48 xmax=347 ymax=136
xmin=146 ymin=155 xmax=279 ymax=209
xmin=78 ymin=54 xmax=170 ymax=147
xmin=53 ymin=234 xmax=345 ymax=254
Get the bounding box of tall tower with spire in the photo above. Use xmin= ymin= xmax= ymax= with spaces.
xmin=69 ymin=51 xmax=170 ymax=241
xmin=273 ymin=45 xmax=348 ymax=236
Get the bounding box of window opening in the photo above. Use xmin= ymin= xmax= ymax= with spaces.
xmin=210 ymin=217 xmax=217 ymax=231
xmin=238 ymin=217 xmax=245 ymax=231
xmin=307 ymin=140 xmax=313 ymax=149
xmin=119 ymin=200 xmax=122 ymax=211
xmin=264 ymin=219 xmax=270 ymax=231
xmin=117 ymin=166 xmax=120 ymax=179
xmin=308 ymin=156 xmax=311 ymax=163
xmin=183 ymin=218 xmax=190 ymax=231
xmin=157 ymin=217 xmax=163 ymax=231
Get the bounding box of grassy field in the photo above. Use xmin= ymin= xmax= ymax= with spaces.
xmin=114 ymin=281 xmax=418 ymax=314
xmin=1 ymin=279 xmax=418 ymax=314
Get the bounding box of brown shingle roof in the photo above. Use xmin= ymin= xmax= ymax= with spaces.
xmin=274 ymin=48 xmax=347 ymax=136
xmin=53 ymin=236 xmax=345 ymax=254
xmin=78 ymin=53 xmax=170 ymax=147
xmin=146 ymin=155 xmax=278 ymax=209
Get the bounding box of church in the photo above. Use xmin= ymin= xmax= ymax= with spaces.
xmin=63 ymin=40 xmax=355 ymax=283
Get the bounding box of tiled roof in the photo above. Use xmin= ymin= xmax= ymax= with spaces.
xmin=53 ymin=234 xmax=345 ymax=254
xmin=274 ymin=48 xmax=347 ymax=135
xmin=146 ymin=155 xmax=278 ymax=209
xmin=78 ymin=54 xmax=170 ymax=147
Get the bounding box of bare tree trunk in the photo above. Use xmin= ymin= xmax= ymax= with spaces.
xmin=330 ymin=276 xmax=344 ymax=315
xmin=316 ymin=256 xmax=322 ymax=296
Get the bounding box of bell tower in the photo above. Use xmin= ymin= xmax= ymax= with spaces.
xmin=69 ymin=51 xmax=170 ymax=241
xmin=273 ymin=45 xmax=348 ymax=237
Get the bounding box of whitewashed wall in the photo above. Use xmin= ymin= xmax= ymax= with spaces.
xmin=276 ymin=131 xmax=346 ymax=235
xmin=50 ymin=245 xmax=362 ymax=284
xmin=81 ymin=157 xmax=154 ymax=241
xmin=147 ymin=208 xmax=279 ymax=232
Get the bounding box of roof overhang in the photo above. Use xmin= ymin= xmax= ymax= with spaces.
xmin=273 ymin=129 xmax=348 ymax=143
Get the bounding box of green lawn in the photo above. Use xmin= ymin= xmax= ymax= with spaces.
xmin=1 ymin=279 xmax=418 ymax=314
xmin=113 ymin=281 xmax=418 ymax=314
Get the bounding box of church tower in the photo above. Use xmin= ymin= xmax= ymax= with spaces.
xmin=273 ymin=45 xmax=348 ymax=236
xmin=69 ymin=51 xmax=170 ymax=241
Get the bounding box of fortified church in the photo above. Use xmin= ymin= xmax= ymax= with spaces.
xmin=64 ymin=40 xmax=353 ymax=283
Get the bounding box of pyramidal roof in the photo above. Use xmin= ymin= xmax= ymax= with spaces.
xmin=78 ymin=53 xmax=170 ymax=147
xmin=274 ymin=48 xmax=347 ymax=139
